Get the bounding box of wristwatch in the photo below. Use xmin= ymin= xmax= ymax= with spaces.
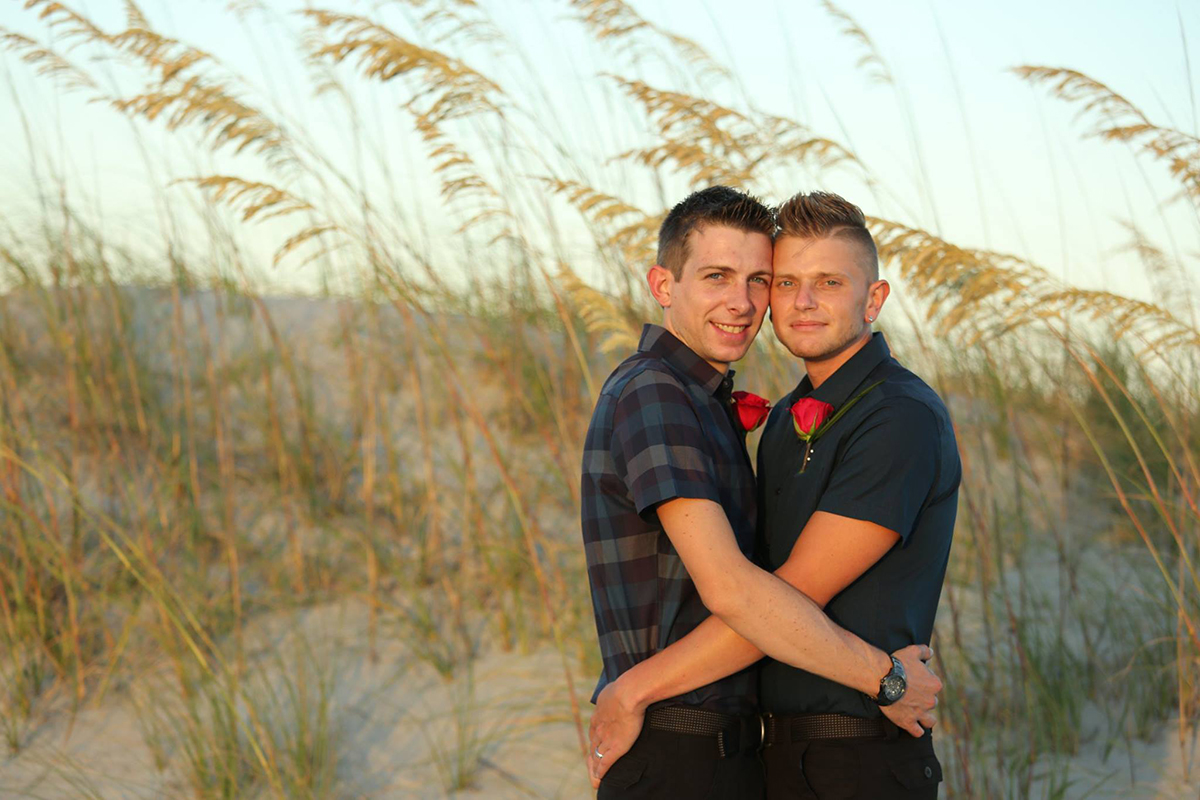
xmin=875 ymin=655 xmax=907 ymax=706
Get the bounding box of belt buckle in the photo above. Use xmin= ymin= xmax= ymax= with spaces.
xmin=757 ymin=712 xmax=771 ymax=752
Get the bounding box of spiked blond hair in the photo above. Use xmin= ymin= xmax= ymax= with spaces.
xmin=776 ymin=191 xmax=878 ymax=280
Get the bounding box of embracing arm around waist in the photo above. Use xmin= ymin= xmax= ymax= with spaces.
xmin=615 ymin=504 xmax=899 ymax=711
xmin=588 ymin=502 xmax=937 ymax=791
xmin=648 ymin=498 xmax=894 ymax=696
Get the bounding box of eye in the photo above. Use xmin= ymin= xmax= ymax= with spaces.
xmin=824 ymin=279 xmax=841 ymax=287
xmin=706 ymin=272 xmax=724 ymax=280
xmin=775 ymin=279 xmax=793 ymax=288
xmin=750 ymin=276 xmax=769 ymax=285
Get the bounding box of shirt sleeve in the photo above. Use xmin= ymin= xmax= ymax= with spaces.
xmin=611 ymin=368 xmax=721 ymax=517
xmin=816 ymin=397 xmax=941 ymax=543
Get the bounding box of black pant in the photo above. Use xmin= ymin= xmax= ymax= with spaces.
xmin=597 ymin=725 xmax=765 ymax=800
xmin=763 ymin=726 xmax=942 ymax=799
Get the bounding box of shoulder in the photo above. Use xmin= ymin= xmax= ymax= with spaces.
xmin=842 ymin=372 xmax=954 ymax=452
xmin=864 ymin=364 xmax=953 ymax=430
xmin=600 ymin=356 xmax=683 ymax=399
xmin=598 ymin=360 xmax=705 ymax=440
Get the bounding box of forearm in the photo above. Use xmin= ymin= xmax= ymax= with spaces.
xmin=655 ymin=499 xmax=890 ymax=698
xmin=612 ymin=614 xmax=764 ymax=712
xmin=710 ymin=563 xmax=890 ymax=696
xmin=618 ymin=566 xmax=888 ymax=711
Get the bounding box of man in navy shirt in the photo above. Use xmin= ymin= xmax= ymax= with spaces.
xmin=583 ymin=187 xmax=943 ymax=798
xmin=589 ymin=191 xmax=958 ymax=799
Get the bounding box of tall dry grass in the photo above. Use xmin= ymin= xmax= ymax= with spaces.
xmin=0 ymin=0 xmax=1198 ymax=797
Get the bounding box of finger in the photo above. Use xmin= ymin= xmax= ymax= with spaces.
xmin=904 ymin=719 xmax=924 ymax=738
xmin=919 ymin=644 xmax=933 ymax=662
xmin=596 ymin=755 xmax=614 ymax=781
xmin=919 ymin=712 xmax=938 ymax=731
xmin=587 ymin=753 xmax=599 ymax=789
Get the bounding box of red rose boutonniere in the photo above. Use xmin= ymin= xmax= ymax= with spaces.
xmin=732 ymin=391 xmax=771 ymax=432
xmin=789 ymin=380 xmax=885 ymax=472
xmin=790 ymin=398 xmax=833 ymax=438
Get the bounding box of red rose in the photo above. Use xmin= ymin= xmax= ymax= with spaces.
xmin=732 ymin=391 xmax=771 ymax=432
xmin=790 ymin=398 xmax=834 ymax=439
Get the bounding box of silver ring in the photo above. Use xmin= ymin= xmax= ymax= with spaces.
xmin=594 ymin=747 xmax=604 ymax=759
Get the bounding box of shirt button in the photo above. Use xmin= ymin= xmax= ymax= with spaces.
xmin=924 ymin=766 xmax=933 ymax=779
xmin=774 ymin=487 xmax=782 ymax=495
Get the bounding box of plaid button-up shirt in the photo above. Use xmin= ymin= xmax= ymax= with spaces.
xmin=581 ymin=324 xmax=758 ymax=713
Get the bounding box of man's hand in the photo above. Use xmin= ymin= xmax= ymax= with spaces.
xmin=879 ymin=644 xmax=941 ymax=737
xmin=587 ymin=680 xmax=646 ymax=788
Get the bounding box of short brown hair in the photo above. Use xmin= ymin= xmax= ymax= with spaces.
xmin=657 ymin=186 xmax=775 ymax=279
xmin=775 ymin=191 xmax=878 ymax=280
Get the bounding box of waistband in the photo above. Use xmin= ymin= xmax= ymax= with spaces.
xmin=646 ymin=704 xmax=762 ymax=757
xmin=761 ymin=711 xmax=896 ymax=747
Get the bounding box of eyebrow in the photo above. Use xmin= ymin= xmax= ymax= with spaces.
xmin=697 ymin=265 xmax=771 ymax=278
xmin=774 ymin=270 xmax=850 ymax=280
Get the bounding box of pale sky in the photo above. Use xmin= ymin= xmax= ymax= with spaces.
xmin=1 ymin=0 xmax=1196 ymax=306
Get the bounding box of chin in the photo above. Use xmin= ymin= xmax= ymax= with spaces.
xmin=709 ymin=347 xmax=747 ymax=365
xmin=778 ymin=337 xmax=827 ymax=360
xmin=703 ymin=336 xmax=754 ymax=363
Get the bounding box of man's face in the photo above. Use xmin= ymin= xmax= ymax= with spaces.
xmin=770 ymin=235 xmax=882 ymax=363
xmin=655 ymin=224 xmax=773 ymax=372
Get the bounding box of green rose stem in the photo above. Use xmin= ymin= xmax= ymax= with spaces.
xmin=800 ymin=438 xmax=814 ymax=473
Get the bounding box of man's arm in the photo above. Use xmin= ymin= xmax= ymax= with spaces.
xmin=588 ymin=508 xmax=937 ymax=784
xmin=603 ymin=510 xmax=907 ymax=708
xmin=655 ymin=498 xmax=896 ymax=691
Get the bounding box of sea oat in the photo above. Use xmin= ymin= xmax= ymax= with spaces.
xmin=1017 ymin=66 xmax=1200 ymax=203
xmin=0 ymin=30 xmax=99 ymax=93
xmin=178 ymin=176 xmax=314 ymax=223
xmin=303 ymin=9 xmax=503 ymax=124
xmin=569 ymin=0 xmax=729 ymax=83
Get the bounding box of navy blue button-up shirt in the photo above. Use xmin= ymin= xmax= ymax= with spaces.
xmin=757 ymin=333 xmax=960 ymax=717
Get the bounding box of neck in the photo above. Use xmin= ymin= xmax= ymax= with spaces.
xmin=804 ymin=330 xmax=872 ymax=388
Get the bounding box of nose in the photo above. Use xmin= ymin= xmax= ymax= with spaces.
xmin=794 ymin=284 xmax=817 ymax=310
xmin=728 ymin=279 xmax=754 ymax=316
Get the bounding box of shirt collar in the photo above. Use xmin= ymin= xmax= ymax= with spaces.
xmin=638 ymin=324 xmax=731 ymax=396
xmin=794 ymin=332 xmax=891 ymax=408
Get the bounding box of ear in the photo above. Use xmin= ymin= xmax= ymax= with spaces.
xmin=647 ymin=264 xmax=674 ymax=309
xmin=866 ymin=279 xmax=890 ymax=323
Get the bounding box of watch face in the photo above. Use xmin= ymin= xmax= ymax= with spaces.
xmin=882 ymin=675 xmax=905 ymax=701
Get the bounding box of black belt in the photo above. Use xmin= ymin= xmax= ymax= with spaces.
xmin=761 ymin=712 xmax=889 ymax=746
xmin=645 ymin=705 xmax=762 ymax=758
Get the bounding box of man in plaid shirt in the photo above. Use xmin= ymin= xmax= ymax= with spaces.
xmin=581 ymin=187 xmax=941 ymax=798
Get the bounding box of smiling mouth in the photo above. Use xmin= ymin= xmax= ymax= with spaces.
xmin=712 ymin=322 xmax=749 ymax=334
